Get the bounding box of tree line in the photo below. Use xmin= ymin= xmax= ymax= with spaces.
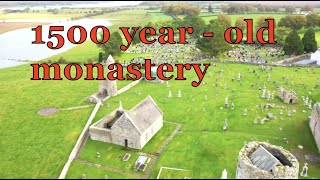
xmin=161 ymin=3 xmax=201 ymax=16
xmin=220 ymin=4 xmax=315 ymax=14
xmin=97 ymin=9 xmax=319 ymax=61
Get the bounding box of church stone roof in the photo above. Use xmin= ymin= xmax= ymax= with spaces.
xmin=92 ymin=95 xmax=163 ymax=134
xmin=126 ymin=95 xmax=163 ymax=133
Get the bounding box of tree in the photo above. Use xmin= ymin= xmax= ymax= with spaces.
xmin=246 ymin=5 xmax=255 ymax=13
xmin=285 ymin=5 xmax=295 ymax=13
xmin=302 ymin=28 xmax=318 ymax=53
xmin=97 ymin=31 xmax=122 ymax=58
xmin=208 ymin=4 xmax=213 ymax=13
xmin=196 ymin=20 xmax=231 ymax=57
xmin=275 ymin=27 xmax=291 ymax=45
xmin=222 ymin=6 xmax=228 ymax=13
xmin=258 ymin=6 xmax=266 ymax=12
xmin=256 ymin=16 xmax=275 ymax=29
xmin=278 ymin=15 xmax=306 ymax=30
xmin=306 ymin=13 xmax=320 ymax=27
xmin=172 ymin=6 xmax=182 ymax=15
xmin=180 ymin=14 xmax=205 ymax=38
xmin=283 ymin=30 xmax=304 ymax=55
xmin=235 ymin=17 xmax=246 ymax=31
xmin=98 ymin=52 xmax=104 ymax=63
xmin=301 ymin=5 xmax=314 ymax=12
xmin=217 ymin=14 xmax=232 ymax=28
xmin=131 ymin=26 xmax=142 ymax=45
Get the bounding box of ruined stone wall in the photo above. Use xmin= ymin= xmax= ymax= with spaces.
xmin=140 ymin=116 xmax=163 ymax=148
xmin=236 ymin=141 xmax=299 ymax=179
xmin=111 ymin=117 xmax=142 ymax=149
xmin=278 ymin=87 xmax=298 ymax=104
xmin=309 ymin=103 xmax=320 ymax=152
xmin=89 ymin=126 xmax=112 ymax=143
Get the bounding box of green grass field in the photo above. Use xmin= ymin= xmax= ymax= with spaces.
xmin=0 ymin=64 xmax=131 ymax=178
xmin=66 ymin=161 xmax=139 ymax=179
xmin=158 ymin=168 xmax=193 ymax=179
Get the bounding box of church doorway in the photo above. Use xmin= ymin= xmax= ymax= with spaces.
xmin=124 ymin=139 xmax=128 ymax=147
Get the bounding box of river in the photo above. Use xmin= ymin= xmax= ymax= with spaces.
xmin=0 ymin=18 xmax=112 ymax=69
xmin=0 ymin=1 xmax=143 ymax=10
xmin=0 ymin=1 xmax=143 ymax=69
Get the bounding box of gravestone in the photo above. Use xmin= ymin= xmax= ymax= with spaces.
xmin=178 ymin=90 xmax=182 ymax=98
xmin=268 ymin=113 xmax=276 ymax=120
xmin=243 ymin=108 xmax=248 ymax=116
xmin=225 ymin=96 xmax=229 ymax=108
xmin=221 ymin=169 xmax=228 ymax=179
xmin=223 ymin=119 xmax=228 ymax=131
xmin=261 ymin=89 xmax=266 ymax=98
xmin=300 ymin=163 xmax=308 ymax=177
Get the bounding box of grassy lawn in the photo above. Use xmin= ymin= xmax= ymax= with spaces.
xmin=0 ymin=64 xmax=131 ymax=178
xmin=199 ymin=13 xmax=288 ymax=25
xmin=66 ymin=161 xmax=139 ymax=179
xmin=158 ymin=168 xmax=193 ymax=179
xmin=75 ymin=122 xmax=176 ymax=175
xmin=81 ymin=62 xmax=320 ymax=179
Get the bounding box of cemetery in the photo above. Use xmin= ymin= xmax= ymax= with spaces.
xmin=59 ymin=59 xmax=320 ymax=179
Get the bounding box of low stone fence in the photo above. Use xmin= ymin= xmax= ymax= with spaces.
xmin=117 ymin=78 xmax=143 ymax=95
xmin=281 ymin=53 xmax=311 ymax=64
xmin=58 ymin=102 xmax=101 ymax=179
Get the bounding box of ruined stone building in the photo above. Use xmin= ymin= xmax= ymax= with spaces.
xmin=98 ymin=55 xmax=118 ymax=98
xmin=86 ymin=55 xmax=118 ymax=103
xmin=236 ymin=141 xmax=299 ymax=179
xmin=309 ymin=103 xmax=320 ymax=152
xmin=89 ymin=96 xmax=163 ymax=149
xmin=278 ymin=87 xmax=298 ymax=104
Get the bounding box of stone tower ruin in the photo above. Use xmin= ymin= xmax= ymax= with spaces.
xmin=86 ymin=55 xmax=118 ymax=103
xmin=97 ymin=55 xmax=118 ymax=99
xmin=309 ymin=102 xmax=320 ymax=152
xmin=236 ymin=141 xmax=299 ymax=179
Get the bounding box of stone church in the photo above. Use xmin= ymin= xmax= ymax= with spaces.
xmin=309 ymin=102 xmax=320 ymax=152
xmin=89 ymin=96 xmax=163 ymax=149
